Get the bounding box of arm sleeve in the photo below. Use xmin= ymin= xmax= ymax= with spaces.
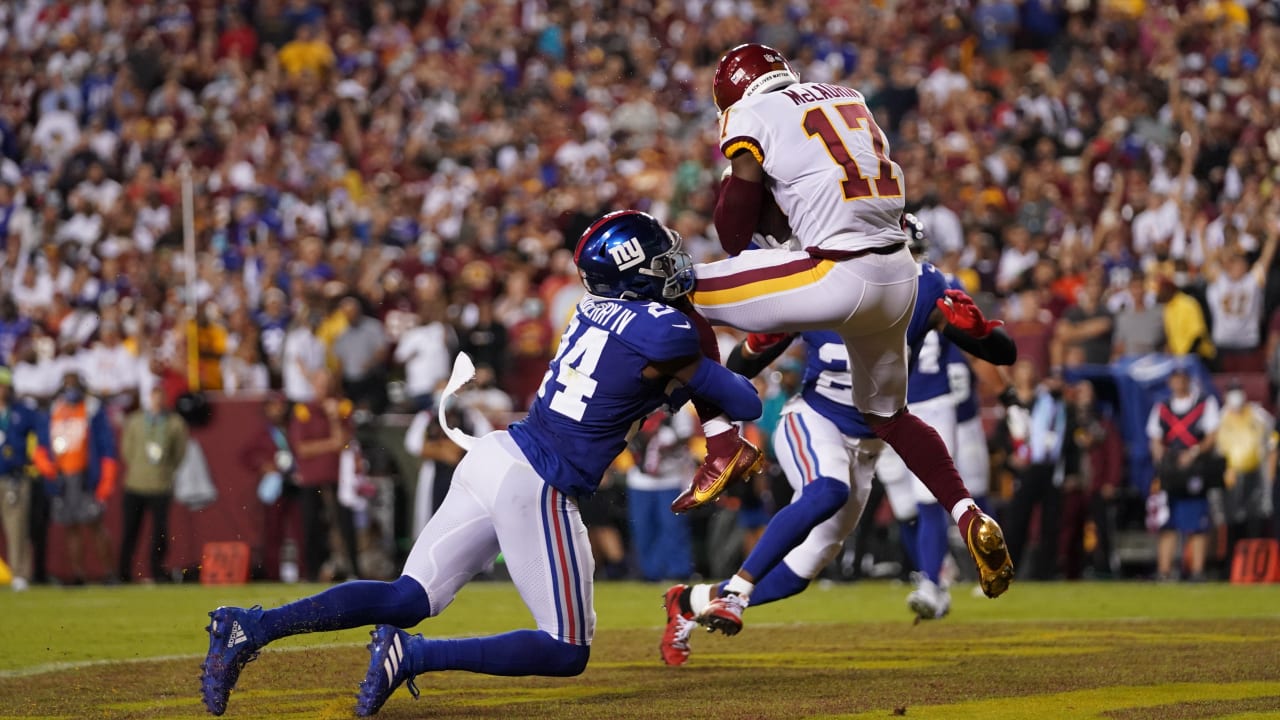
xmin=684 ymin=358 xmax=762 ymax=422
xmin=714 ymin=175 xmax=764 ymax=256
xmin=942 ymin=324 xmax=1018 ymax=366
xmin=643 ymin=315 xmax=703 ymax=364
xmin=725 ymin=335 xmax=796 ymax=379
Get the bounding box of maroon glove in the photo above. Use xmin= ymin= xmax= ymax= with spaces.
xmin=936 ymin=289 xmax=1003 ymax=338
xmin=744 ymin=332 xmax=794 ymax=355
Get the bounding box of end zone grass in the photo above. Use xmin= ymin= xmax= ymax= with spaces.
xmin=1 ymin=581 xmax=1278 ymax=718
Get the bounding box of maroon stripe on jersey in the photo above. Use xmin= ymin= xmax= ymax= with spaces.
xmin=697 ymin=256 xmax=822 ymax=293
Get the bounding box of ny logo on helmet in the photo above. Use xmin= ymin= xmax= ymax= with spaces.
xmin=607 ymin=237 xmax=646 ymax=270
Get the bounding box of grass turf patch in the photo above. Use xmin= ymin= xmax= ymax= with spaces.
xmin=0 ymin=581 xmax=1278 ymax=718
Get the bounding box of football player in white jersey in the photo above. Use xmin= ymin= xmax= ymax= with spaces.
xmin=685 ymin=45 xmax=1013 ymax=628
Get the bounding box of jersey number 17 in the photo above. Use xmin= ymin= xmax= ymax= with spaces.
xmin=803 ymin=102 xmax=902 ymax=202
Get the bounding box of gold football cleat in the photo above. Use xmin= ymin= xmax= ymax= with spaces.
xmin=962 ymin=506 xmax=1014 ymax=598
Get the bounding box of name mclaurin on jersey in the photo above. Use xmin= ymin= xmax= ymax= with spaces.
xmin=780 ymin=83 xmax=863 ymax=105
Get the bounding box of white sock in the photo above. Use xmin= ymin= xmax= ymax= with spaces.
xmin=690 ymin=583 xmax=714 ymax=616
xmin=950 ymin=501 xmax=977 ymax=525
xmin=724 ymin=574 xmax=754 ymax=598
xmin=701 ymin=416 xmax=733 ymax=438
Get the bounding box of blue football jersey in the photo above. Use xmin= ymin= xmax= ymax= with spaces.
xmin=947 ymin=340 xmax=980 ymax=422
xmin=907 ymin=330 xmax=953 ymax=404
xmin=508 ymin=295 xmax=701 ymax=497
xmin=798 ymin=261 xmax=953 ymax=438
xmin=940 ymin=274 xmax=978 ymax=422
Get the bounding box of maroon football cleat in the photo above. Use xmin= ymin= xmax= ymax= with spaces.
xmin=698 ymin=591 xmax=748 ymax=636
xmin=671 ymin=435 xmax=764 ymax=514
xmin=659 ymin=585 xmax=696 ymax=667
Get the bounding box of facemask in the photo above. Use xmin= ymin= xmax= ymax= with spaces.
xmin=63 ymin=388 xmax=84 ymax=403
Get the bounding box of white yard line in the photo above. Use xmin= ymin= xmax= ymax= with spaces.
xmin=0 ymin=640 xmax=364 ymax=679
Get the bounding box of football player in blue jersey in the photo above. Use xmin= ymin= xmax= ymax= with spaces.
xmin=884 ymin=295 xmax=999 ymax=620
xmin=199 ymin=211 xmax=764 ymax=716
xmin=661 ymin=215 xmax=1016 ymax=662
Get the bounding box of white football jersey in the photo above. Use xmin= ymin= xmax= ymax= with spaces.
xmin=1206 ymin=273 xmax=1263 ymax=349
xmin=719 ymin=82 xmax=907 ymax=252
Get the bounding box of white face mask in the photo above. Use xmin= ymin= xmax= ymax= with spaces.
xmin=1225 ymin=390 xmax=1246 ymax=410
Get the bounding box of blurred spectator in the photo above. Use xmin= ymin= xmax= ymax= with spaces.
xmin=0 ymin=367 xmax=40 ymax=591
xmin=277 ymin=22 xmax=334 ymax=79
xmin=503 ymin=298 xmax=553 ymax=410
xmin=403 ymin=405 xmax=484 ymax=539
xmin=1110 ymin=273 xmax=1165 ymax=359
xmin=287 ymin=370 xmax=357 ymax=582
xmin=80 ymin=321 xmax=138 ymax=400
xmin=1053 ymin=276 xmax=1113 ymax=369
xmin=456 ymin=364 xmax=514 ymax=430
xmin=243 ymin=393 xmax=300 ymax=581
xmin=582 ymin=464 xmax=630 ymax=580
xmin=31 ymin=372 xmax=118 ymax=584
xmin=281 ymin=311 xmax=324 ymax=404
xmin=1147 ymin=367 xmax=1221 ymax=581
xmin=1215 ymin=383 xmax=1275 ymax=548
xmin=459 ymin=301 xmax=508 ymax=383
xmin=1057 ymin=380 xmax=1123 ymax=580
xmin=222 ymin=340 xmax=270 ymax=395
xmin=193 ymin=303 xmax=229 ymax=391
xmin=332 ymin=296 xmax=388 ymax=413
xmin=1158 ymin=276 xmax=1215 ymax=363
xmin=625 ymin=410 xmax=696 ymax=582
xmin=1204 ymin=229 xmax=1278 ymax=373
xmin=999 ymin=361 xmax=1066 ymax=581
xmin=116 ymin=385 xmax=187 ymax=583
xmin=394 ymin=299 xmax=456 ymax=412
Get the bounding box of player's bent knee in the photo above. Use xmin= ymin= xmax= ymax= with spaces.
xmin=540 ymin=634 xmax=591 ymax=676
xmin=806 ymin=476 xmax=850 ymax=516
xmin=383 ymin=575 xmax=433 ymax=628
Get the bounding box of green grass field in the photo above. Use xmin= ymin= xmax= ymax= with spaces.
xmin=1 ymin=580 xmax=1279 ymax=719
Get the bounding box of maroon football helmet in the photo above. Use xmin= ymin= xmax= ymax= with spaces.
xmin=712 ymin=44 xmax=800 ymax=113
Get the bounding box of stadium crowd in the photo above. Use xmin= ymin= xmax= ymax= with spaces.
xmin=1 ymin=0 xmax=1279 ymax=587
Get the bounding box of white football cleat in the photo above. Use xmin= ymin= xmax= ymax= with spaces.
xmin=906 ymin=576 xmax=951 ymax=623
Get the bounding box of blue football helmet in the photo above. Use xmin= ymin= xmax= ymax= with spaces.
xmin=901 ymin=212 xmax=929 ymax=258
xmin=574 ymin=210 xmax=695 ymax=302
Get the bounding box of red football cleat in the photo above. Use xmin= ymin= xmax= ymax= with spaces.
xmin=671 ymin=435 xmax=763 ymax=514
xmin=958 ymin=504 xmax=1014 ymax=598
xmin=698 ymin=591 xmax=748 ymax=636
xmin=659 ymin=585 xmax=696 ymax=667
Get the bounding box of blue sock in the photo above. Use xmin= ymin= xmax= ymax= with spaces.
xmin=740 ymin=476 xmax=848 ymax=582
xmin=408 ymin=629 xmax=589 ymax=677
xmin=747 ymin=562 xmax=811 ymax=607
xmin=257 ymin=576 xmax=430 ymax=643
xmin=916 ymin=502 xmax=950 ymax=584
xmin=899 ymin=517 xmax=920 ymax=572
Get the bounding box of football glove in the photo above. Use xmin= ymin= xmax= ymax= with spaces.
xmin=744 ymin=332 xmax=795 ymax=355
xmin=936 ymin=289 xmax=1002 ymax=338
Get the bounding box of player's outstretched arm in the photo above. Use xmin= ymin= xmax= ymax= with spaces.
xmin=725 ymin=333 xmax=797 ymax=379
xmin=650 ymin=356 xmax=763 ymax=422
xmin=933 ymin=289 xmax=1017 ymax=366
xmin=942 ymin=324 xmax=1017 ymax=366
